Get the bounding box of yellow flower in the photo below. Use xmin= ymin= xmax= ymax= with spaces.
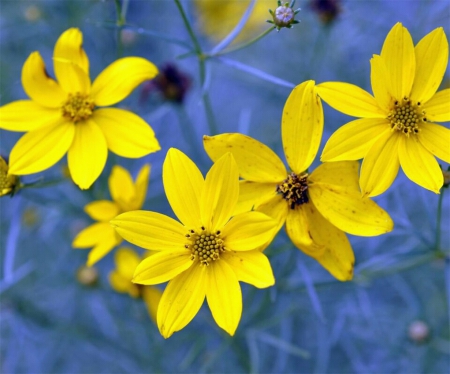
xmin=109 ymin=247 xmax=162 ymax=324
xmin=194 ymin=0 xmax=268 ymax=42
xmin=72 ymin=164 xmax=150 ymax=266
xmin=204 ymin=80 xmax=394 ymax=281
xmin=0 ymin=28 xmax=160 ymax=189
xmin=111 ymin=149 xmax=276 ymax=338
xmin=317 ymin=23 xmax=450 ymax=196
xmin=0 ymin=156 xmax=18 ymax=197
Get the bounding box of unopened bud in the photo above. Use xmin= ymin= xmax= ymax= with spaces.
xmin=76 ymin=265 xmax=99 ymax=287
xmin=268 ymin=1 xmax=300 ymax=30
xmin=408 ymin=320 xmax=430 ymax=343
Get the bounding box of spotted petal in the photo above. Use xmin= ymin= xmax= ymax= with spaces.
xmin=380 ymin=22 xmax=415 ymax=101
xmin=398 ymin=135 xmax=443 ymax=193
xmin=418 ymin=122 xmax=450 ymax=163
xmin=410 ymin=27 xmax=449 ymax=104
xmin=422 ymin=89 xmax=450 ymax=123
xmin=206 ymin=260 xmax=242 ymax=336
xmin=158 ymin=264 xmax=207 ymax=339
xmin=282 ymin=80 xmax=323 ymax=173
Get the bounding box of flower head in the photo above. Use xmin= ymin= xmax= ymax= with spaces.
xmin=0 ymin=156 xmax=19 ymax=197
xmin=109 ymin=247 xmax=162 ymax=324
xmin=72 ymin=164 xmax=150 ymax=266
xmin=268 ymin=0 xmax=300 ymax=31
xmin=0 ymin=28 xmax=160 ymax=189
xmin=317 ymin=23 xmax=450 ymax=196
xmin=111 ymin=149 xmax=276 ymax=338
xmin=204 ymin=80 xmax=393 ymax=281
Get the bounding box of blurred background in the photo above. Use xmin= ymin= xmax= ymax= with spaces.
xmin=1 ymin=0 xmax=449 ymax=372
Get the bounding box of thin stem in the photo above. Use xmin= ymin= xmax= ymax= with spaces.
xmin=174 ymin=0 xmax=217 ymax=134
xmin=113 ymin=0 xmax=125 ymax=57
xmin=206 ymin=27 xmax=275 ymax=58
xmin=435 ymin=187 xmax=445 ymax=250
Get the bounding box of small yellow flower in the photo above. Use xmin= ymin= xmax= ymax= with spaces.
xmin=0 ymin=156 xmax=18 ymax=197
xmin=72 ymin=164 xmax=150 ymax=266
xmin=194 ymin=0 xmax=268 ymax=42
xmin=111 ymin=149 xmax=276 ymax=338
xmin=204 ymin=80 xmax=394 ymax=281
xmin=317 ymin=23 xmax=450 ymax=196
xmin=109 ymin=247 xmax=162 ymax=324
xmin=0 ymin=28 xmax=160 ymax=189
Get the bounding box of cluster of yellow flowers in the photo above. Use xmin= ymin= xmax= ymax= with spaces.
xmin=0 ymin=22 xmax=448 ymax=339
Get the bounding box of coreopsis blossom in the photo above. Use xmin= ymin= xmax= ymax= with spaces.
xmin=111 ymin=149 xmax=276 ymax=338
xmin=72 ymin=164 xmax=150 ymax=266
xmin=204 ymin=80 xmax=393 ymax=281
xmin=109 ymin=247 xmax=162 ymax=324
xmin=0 ymin=28 xmax=160 ymax=189
xmin=317 ymin=23 xmax=450 ymax=196
xmin=0 ymin=156 xmax=18 ymax=197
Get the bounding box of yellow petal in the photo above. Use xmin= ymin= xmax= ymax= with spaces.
xmin=133 ymin=250 xmax=193 ymax=285
xmin=418 ymin=122 xmax=450 ymax=163
xmin=163 ymin=148 xmax=204 ymax=228
xmin=68 ymin=119 xmax=108 ymax=189
xmin=370 ymin=55 xmax=394 ymax=111
xmin=398 ymin=135 xmax=443 ymax=193
xmin=380 ymin=22 xmax=415 ymax=100
xmin=115 ymin=247 xmax=141 ymax=280
xmin=360 ymin=130 xmax=401 ymax=197
xmin=132 ymin=164 xmax=151 ymax=210
xmin=234 ymin=181 xmax=277 ymax=215
xmin=309 ymin=161 xmax=360 ymax=191
xmin=308 ymin=183 xmax=394 ymax=236
xmin=316 ymin=82 xmax=385 ymax=118
xmin=21 ymin=52 xmax=66 ymax=108
xmin=111 ymin=211 xmax=187 ymax=251
xmin=87 ymin=233 xmax=121 ymax=266
xmin=109 ymin=270 xmax=132 ymax=294
xmin=142 ymin=286 xmax=162 ymax=325
xmin=321 ymin=118 xmax=389 ymax=162
xmin=221 ymin=211 xmax=277 ymax=251
xmin=206 ymin=260 xmax=242 ymax=336
xmin=410 ymin=27 xmax=449 ymax=104
xmin=203 ymin=134 xmax=287 ymax=182
xmin=201 ymin=153 xmax=239 ymax=232
xmin=53 ymin=28 xmax=89 ymax=76
xmin=422 ymin=89 xmax=450 ymax=122
xmin=92 ymin=108 xmax=160 ymax=158
xmin=256 ymin=194 xmax=289 ymax=237
xmin=54 ymin=58 xmax=91 ymax=95
xmin=303 ymin=204 xmax=354 ymax=281
xmin=222 ymin=250 xmax=275 ymax=288
xmin=285 ymin=206 xmax=324 ymax=254
xmin=0 ymin=101 xmax=63 ymax=132
xmin=72 ymin=222 xmax=114 ymax=248
xmin=282 ymin=80 xmax=323 ymax=173
xmin=109 ymin=165 xmax=135 ymax=210
xmin=8 ymin=122 xmax=74 ymax=175
xmin=84 ymin=200 xmax=120 ymax=222
xmin=158 ymin=265 xmax=206 ymax=339
xmin=91 ymin=57 xmax=158 ymax=106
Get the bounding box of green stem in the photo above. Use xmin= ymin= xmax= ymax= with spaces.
xmin=174 ymin=0 xmax=217 ymax=134
xmin=113 ymin=0 xmax=125 ymax=57
xmin=206 ymin=27 xmax=275 ymax=58
xmin=435 ymin=187 xmax=445 ymax=250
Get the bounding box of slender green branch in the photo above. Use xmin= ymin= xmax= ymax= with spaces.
xmin=113 ymin=0 xmax=126 ymax=26
xmin=435 ymin=188 xmax=445 ymax=250
xmin=206 ymin=27 xmax=275 ymax=58
xmin=174 ymin=0 xmax=217 ymax=134
xmin=113 ymin=0 xmax=125 ymax=57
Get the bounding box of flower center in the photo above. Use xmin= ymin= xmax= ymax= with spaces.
xmin=61 ymin=93 xmax=95 ymax=123
xmin=185 ymin=227 xmax=226 ymax=266
xmin=387 ymin=98 xmax=426 ymax=137
xmin=276 ymin=172 xmax=309 ymax=209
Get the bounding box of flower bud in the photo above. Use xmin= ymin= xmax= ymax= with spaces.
xmin=0 ymin=156 xmax=19 ymax=197
xmin=268 ymin=1 xmax=300 ymax=30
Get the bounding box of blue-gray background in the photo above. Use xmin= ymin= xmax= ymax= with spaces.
xmin=0 ymin=0 xmax=449 ymax=373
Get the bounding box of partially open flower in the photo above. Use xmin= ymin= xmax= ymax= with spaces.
xmin=268 ymin=0 xmax=300 ymax=30
xmin=0 ymin=156 xmax=19 ymax=197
